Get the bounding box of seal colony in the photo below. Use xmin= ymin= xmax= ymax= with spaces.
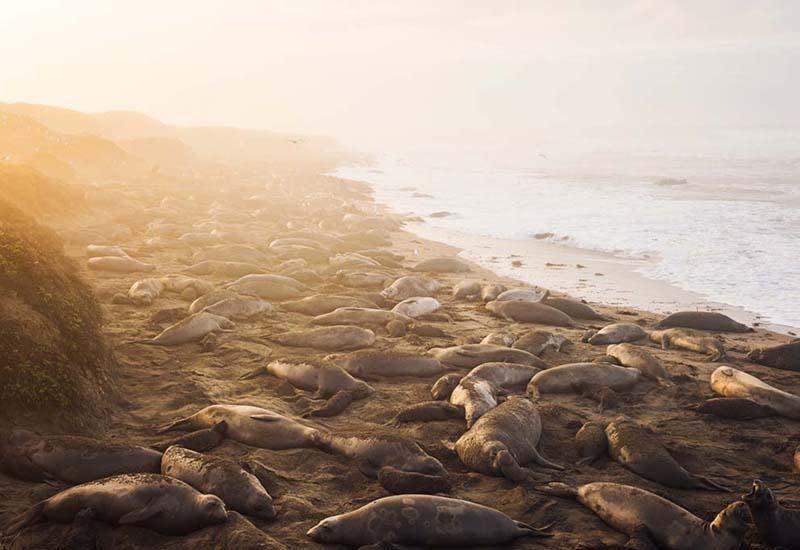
xmin=2 ymin=121 xmax=799 ymax=550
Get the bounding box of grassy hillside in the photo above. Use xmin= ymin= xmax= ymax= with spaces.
xmin=0 ymin=163 xmax=81 ymax=218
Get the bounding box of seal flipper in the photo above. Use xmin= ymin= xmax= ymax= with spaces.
xmin=302 ymin=390 xmax=355 ymax=418
xmin=118 ymin=500 xmax=164 ymax=525
xmin=154 ymin=415 xmax=196 ymax=434
xmin=692 ymin=474 xmax=732 ymax=492
xmin=356 ymin=460 xmax=379 ymax=478
xmin=626 ymin=525 xmax=659 ymax=550
xmin=528 ymin=448 xmax=565 ymax=471
xmin=5 ymin=500 xmax=46 ymax=535
xmin=513 ymin=519 xmax=553 ymax=538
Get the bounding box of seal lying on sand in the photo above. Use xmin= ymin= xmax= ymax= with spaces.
xmin=527 ymin=362 xmax=641 ymax=398
xmin=6 ymin=474 xmax=228 ymax=536
xmin=513 ymin=330 xmax=570 ymax=356
xmin=452 ymin=280 xmax=482 ymax=299
xmin=88 ymin=256 xmax=156 ymax=273
xmin=542 ymin=297 xmax=606 ymax=320
xmin=335 ymin=350 xmax=445 ymax=379
xmin=142 ymin=312 xmax=234 ymax=346
xmin=311 ymin=307 xmax=412 ymax=328
xmin=496 ymin=288 xmax=547 ymax=302
xmin=156 ymin=404 xmax=321 ymax=450
xmin=480 ymin=283 xmax=507 ymax=302
xmin=86 ymin=244 xmax=128 ymax=258
xmin=656 ymin=311 xmax=752 ymax=333
xmin=306 ymin=494 xmax=550 ymax=546
xmin=575 ymin=421 xmax=609 ymax=465
xmin=0 ymin=430 xmax=162 ymax=485
xmin=455 ymin=397 xmax=564 ymax=480
xmin=431 ymin=373 xmax=462 ymax=400
xmin=585 ymin=323 xmax=647 ymax=345
xmin=269 ymin=325 xmax=375 ymax=351
xmin=127 ymin=278 xmax=164 ymax=306
xmin=280 ymin=294 xmax=379 ymax=316
xmin=188 ymin=289 xmax=240 ymax=314
xmin=747 ymin=340 xmax=800 ymax=372
xmin=710 ymin=366 xmax=800 ymax=419
xmin=150 ymin=421 xmax=228 ymax=453
xmin=381 ymin=275 xmax=443 ymax=301
xmin=650 ymin=328 xmax=727 ymax=361
xmin=693 ymin=398 xmax=775 ymax=420
xmin=201 ymin=297 xmax=273 ymax=320
xmin=538 ymin=482 xmax=749 ymax=550
xmin=486 ymin=300 xmax=574 ymax=326
xmin=430 ymin=343 xmax=545 ymax=369
xmin=182 ymin=260 xmax=264 ymax=278
xmin=481 ymin=332 xmax=516 ymax=346
xmin=606 ymin=343 xmax=670 ymax=381
xmin=391 ymin=296 xmax=442 ymax=318
xmin=744 ymin=479 xmax=800 ymax=549
xmin=604 ymin=416 xmax=729 ymax=491
xmin=161 ymin=446 xmax=275 ymax=519
xmin=387 ymin=401 xmax=463 ymax=425
xmin=412 ymin=257 xmax=471 ymax=273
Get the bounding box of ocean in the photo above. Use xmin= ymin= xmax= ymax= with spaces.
xmin=334 ymin=139 xmax=800 ymax=330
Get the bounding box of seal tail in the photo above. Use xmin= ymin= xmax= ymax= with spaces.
xmin=693 ymin=475 xmax=733 ymax=492
xmin=5 ymin=501 xmax=46 ymax=535
xmin=515 ymin=520 xmax=553 ymax=538
xmin=530 ymin=449 xmax=565 ymax=471
xmin=535 ymin=482 xmax=578 ymax=499
xmin=154 ymin=416 xmax=195 ymax=434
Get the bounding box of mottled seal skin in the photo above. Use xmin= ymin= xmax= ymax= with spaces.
xmin=452 ymin=280 xmax=482 ymax=299
xmin=269 ymin=325 xmax=375 ymax=351
xmin=150 ymin=421 xmax=228 ymax=453
xmin=87 ymin=256 xmax=156 ymax=273
xmin=513 ymin=330 xmax=571 ymax=356
xmin=650 ymin=328 xmax=727 ymax=361
xmin=586 ymin=323 xmax=648 ymax=345
xmin=144 ymin=312 xmax=234 ymax=346
xmin=412 ymin=257 xmax=471 ymax=273
xmin=710 ymin=366 xmax=800 ymax=419
xmin=539 ymin=482 xmax=749 ymax=550
xmin=480 ymin=283 xmax=507 ymax=302
xmin=747 ymin=340 xmax=800 ymax=372
xmin=455 ymin=398 xmax=563 ymax=481
xmin=6 ymin=473 xmax=227 ymax=536
xmin=605 ymin=416 xmax=729 ymax=491
xmin=381 ymin=275 xmax=443 ymax=301
xmin=241 ymin=360 xmax=374 ymax=399
xmin=127 ymin=278 xmax=164 ymax=306
xmin=495 ymin=288 xmax=547 ymax=302
xmin=430 ymin=343 xmax=546 ymax=369
xmin=156 ymin=404 xmax=321 ymax=450
xmin=527 ymin=363 xmax=641 ymax=399
xmin=0 ymin=430 xmax=162 ymax=485
xmin=188 ymin=289 xmax=240 ymax=314
xmin=387 ymin=401 xmax=463 ymax=425
xmin=336 ymin=350 xmax=444 ymax=379
xmin=431 ymin=373 xmax=462 ymax=400
xmin=391 ymin=297 xmax=441 ymax=318
xmin=280 ymin=294 xmax=379 ymax=316
xmin=311 ymin=307 xmax=412 ymax=328
xmin=743 ymin=479 xmax=800 ymax=550
xmin=225 ymin=273 xmax=304 ymax=301
xmin=543 ymin=297 xmax=606 ymax=320
xmin=306 ymin=494 xmax=549 ymax=546
xmin=693 ymin=398 xmax=775 ymax=420
xmin=161 ymin=446 xmax=275 ymax=519
xmin=656 ymin=311 xmax=752 ymax=333
xmin=481 ymin=331 xmax=516 ymax=346
xmin=607 ymin=343 xmax=670 ymax=381
xmin=486 ymin=299 xmax=574 ymax=327
xmin=201 ymin=297 xmax=273 ymax=320
xmin=575 ymin=421 xmax=609 ymax=466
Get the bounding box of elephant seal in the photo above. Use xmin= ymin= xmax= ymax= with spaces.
xmin=269 ymin=325 xmax=375 ymax=351
xmin=743 ymin=479 xmax=800 ymax=550
xmin=412 ymin=257 xmax=471 ymax=273
xmin=272 ymin=244 xmax=329 ymax=264
xmin=542 ymin=297 xmax=606 ymax=320
xmin=451 ymin=362 xmax=543 ymax=426
xmin=87 ymin=256 xmax=156 ymax=273
xmin=142 ymin=312 xmax=234 ymax=346
xmin=280 ymin=294 xmax=379 ymax=316
xmin=150 ymin=421 xmax=228 ymax=453
xmin=455 ymin=397 xmax=563 ymax=480
xmin=381 ymin=275 xmax=443 ymax=301
xmin=311 ymin=307 xmax=412 ymax=328
xmin=513 ymin=330 xmax=571 ymax=356
xmin=241 ymin=360 xmax=374 ymax=399
xmin=431 ymin=373 xmax=462 ymax=400
xmin=156 ymin=404 xmax=321 ymax=450
xmin=336 ymin=350 xmax=444 ymax=379
xmin=430 ymin=343 xmax=546 ymax=369
xmin=0 ymin=430 xmax=162 ymax=485
xmin=605 ymin=415 xmax=729 ymax=491
xmin=527 ymin=363 xmax=641 ymax=398
xmin=307 ymin=494 xmax=549 ymax=546
xmin=575 ymin=421 xmax=608 ymax=465
xmin=481 ymin=332 xmax=516 ymax=346
xmin=606 ymin=343 xmax=670 ymax=381
xmin=335 ymin=270 xmax=391 ymax=288
xmin=650 ymin=328 xmax=727 ymax=361
xmin=656 ymin=311 xmax=752 ymax=333
xmin=496 ymin=287 xmax=547 ymax=302
xmin=453 ymin=280 xmax=482 ymax=299
xmin=183 ymin=260 xmax=265 ymax=278
xmin=6 ymin=473 xmax=227 ymax=536
xmin=201 ymin=297 xmax=274 ymax=320
xmin=585 ymin=323 xmax=647 ymax=345
xmin=747 ymin=340 xmax=800 ymax=372
xmin=225 ymin=274 xmax=304 ymax=301
xmin=161 ymin=446 xmax=275 ymax=519
xmin=188 ymin=289 xmax=240 ymax=314
xmin=486 ymin=299 xmax=574 ymax=326
xmin=127 ymin=278 xmax=164 ymax=306
xmin=86 ymin=244 xmax=128 ymax=258
xmin=710 ymin=366 xmax=800 ymax=419
xmin=539 ymin=482 xmax=749 ymax=550
xmin=192 ymin=244 xmax=271 ymax=265
xmin=480 ymin=283 xmax=507 ymax=302
xmin=391 ymin=297 xmax=441 ymax=318
xmin=387 ymin=401 xmax=463 ymax=425
xmin=693 ymin=398 xmax=775 ymax=420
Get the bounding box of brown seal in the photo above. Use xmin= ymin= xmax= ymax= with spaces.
xmin=656 ymin=311 xmax=752 ymax=332
xmin=743 ymin=479 xmax=800 ymax=549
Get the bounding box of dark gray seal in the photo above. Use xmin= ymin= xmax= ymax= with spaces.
xmin=542 ymin=297 xmax=606 ymax=320
xmin=6 ymin=473 xmax=227 ymax=535
xmin=387 ymin=401 xmax=463 ymax=425
xmin=150 ymin=421 xmax=228 ymax=452
xmin=486 ymin=299 xmax=574 ymax=326
xmin=692 ymin=398 xmax=775 ymax=420
xmin=336 ymin=350 xmax=445 ymax=379
xmin=656 ymin=311 xmax=752 ymax=333
xmin=306 ymin=494 xmax=550 ymax=546
xmin=743 ymin=479 xmax=800 ymax=550
xmin=747 ymin=340 xmax=800 ymax=372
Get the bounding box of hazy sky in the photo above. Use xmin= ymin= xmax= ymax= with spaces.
xmin=2 ymin=1 xmax=799 ymax=148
